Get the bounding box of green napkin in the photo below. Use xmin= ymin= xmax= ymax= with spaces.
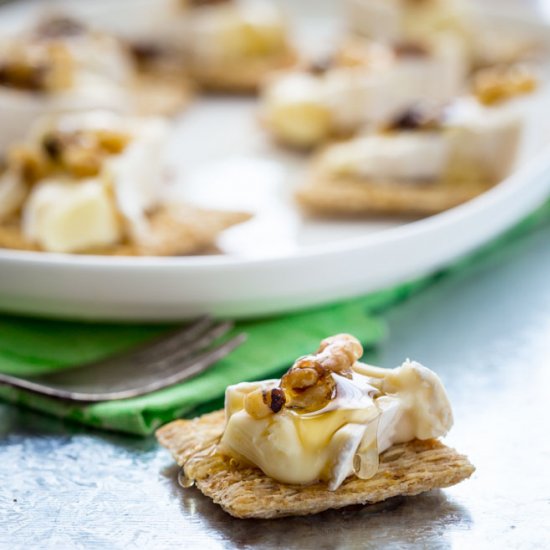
xmin=1 ymin=200 xmax=550 ymax=436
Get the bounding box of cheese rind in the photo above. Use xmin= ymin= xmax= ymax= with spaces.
xmin=317 ymin=96 xmax=522 ymax=185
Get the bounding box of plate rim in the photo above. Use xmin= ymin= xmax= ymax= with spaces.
xmin=1 ymin=142 xmax=550 ymax=270
xmin=1 ymin=3 xmax=550 ymax=274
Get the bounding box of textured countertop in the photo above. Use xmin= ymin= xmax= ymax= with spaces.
xmin=1 ymin=0 xmax=550 ymax=548
xmin=2 ymin=222 xmax=550 ymax=549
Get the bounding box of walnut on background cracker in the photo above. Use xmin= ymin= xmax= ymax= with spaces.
xmin=8 ymin=146 xmax=50 ymax=185
xmin=0 ymin=43 xmax=74 ymax=92
xmin=472 ymin=64 xmax=537 ymax=105
xmin=385 ymin=104 xmax=444 ymax=132
xmin=39 ymin=128 xmax=130 ymax=178
xmin=393 ymin=41 xmax=430 ymax=58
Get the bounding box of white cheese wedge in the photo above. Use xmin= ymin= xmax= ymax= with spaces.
xmin=189 ymin=0 xmax=287 ymax=62
xmin=389 ymin=35 xmax=467 ymax=113
xmin=318 ymin=95 xmax=523 ymax=184
xmin=347 ymin=0 xmax=402 ymax=42
xmin=219 ymin=360 xmax=453 ymax=490
xmin=261 ymin=68 xmax=398 ymax=146
xmin=445 ymin=97 xmax=523 ymax=182
xmin=0 ymin=79 xmax=130 ymax=154
xmin=348 ymin=0 xmax=469 ymax=44
xmin=22 ymin=178 xmax=121 ymax=253
xmin=260 ymin=33 xmax=466 ymax=146
xmin=355 ymin=360 xmax=454 ymax=441
xmin=104 ymin=116 xmax=170 ymax=243
xmin=319 ymin=132 xmax=451 ymax=182
xmin=62 ymin=31 xmax=134 ymax=86
xmin=33 ymin=111 xmax=170 ymax=244
xmin=12 ymin=110 xmax=169 ymax=253
xmin=262 ymin=72 xmax=332 ymax=147
xmin=323 ymin=68 xmax=397 ymax=131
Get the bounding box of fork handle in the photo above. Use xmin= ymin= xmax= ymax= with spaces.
xmin=0 ymin=372 xmax=77 ymax=400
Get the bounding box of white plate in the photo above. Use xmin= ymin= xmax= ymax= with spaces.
xmin=1 ymin=2 xmax=550 ymax=321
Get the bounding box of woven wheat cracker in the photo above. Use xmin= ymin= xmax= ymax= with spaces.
xmin=157 ymin=410 xmax=475 ymax=519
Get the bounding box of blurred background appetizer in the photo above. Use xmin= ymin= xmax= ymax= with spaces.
xmin=347 ymin=0 xmax=540 ymax=70
xmin=0 ymin=15 xmax=190 ymax=153
xmin=184 ymin=0 xmax=296 ymax=92
xmin=347 ymin=0 xmax=470 ymax=45
xmin=296 ymin=67 xmax=535 ymax=217
xmin=0 ymin=0 xmax=544 ymax=259
xmin=0 ymin=111 xmax=249 ymax=255
xmin=259 ymin=35 xmax=466 ymax=149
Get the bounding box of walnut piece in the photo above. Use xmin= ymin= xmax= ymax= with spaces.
xmin=385 ymin=104 xmax=443 ymax=132
xmin=39 ymin=128 xmax=130 ymax=179
xmin=264 ymin=387 xmax=286 ymax=413
xmin=244 ymin=388 xmax=273 ymax=419
xmin=241 ymin=335 xmax=364 ymax=418
xmin=473 ymin=64 xmax=537 ymax=106
xmin=280 ymin=334 xmax=363 ymax=413
xmin=393 ymin=41 xmax=430 ymax=58
xmin=0 ymin=43 xmax=74 ymax=92
xmin=8 ymin=146 xmax=50 ymax=185
xmin=307 ymin=56 xmax=334 ymax=76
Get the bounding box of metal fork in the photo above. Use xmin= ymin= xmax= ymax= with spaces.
xmin=0 ymin=316 xmax=246 ymax=403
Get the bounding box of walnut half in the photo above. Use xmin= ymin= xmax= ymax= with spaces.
xmin=280 ymin=334 xmax=363 ymax=413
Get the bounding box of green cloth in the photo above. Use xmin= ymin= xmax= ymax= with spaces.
xmin=1 ymin=200 xmax=550 ymax=435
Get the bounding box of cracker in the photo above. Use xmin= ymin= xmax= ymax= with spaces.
xmin=0 ymin=205 xmax=250 ymax=256
xmin=0 ymin=218 xmax=40 ymax=252
xmin=157 ymin=410 xmax=475 ymax=519
xmin=190 ymin=50 xmax=297 ymax=93
xmin=123 ymin=206 xmax=251 ymax=256
xmin=132 ymin=74 xmax=193 ymax=117
xmin=296 ymin=173 xmax=493 ymax=217
xmin=295 ymin=154 xmax=495 ymax=217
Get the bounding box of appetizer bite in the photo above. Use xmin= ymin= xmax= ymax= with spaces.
xmin=185 ymin=0 xmax=296 ymax=92
xmin=0 ymin=16 xmax=190 ymax=153
xmin=295 ymin=68 xmax=534 ymax=217
xmin=260 ymin=36 xmax=466 ymax=149
xmin=157 ymin=334 xmax=474 ymax=518
xmin=0 ymin=111 xmax=249 ymax=255
xmin=347 ymin=0 xmax=469 ymax=45
xmin=347 ymin=0 xmax=539 ymax=70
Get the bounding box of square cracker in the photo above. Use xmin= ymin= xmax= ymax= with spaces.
xmin=156 ymin=410 xmax=475 ymax=519
xmin=296 ymin=174 xmax=494 ymax=217
xmin=0 ymin=206 xmax=250 ymax=256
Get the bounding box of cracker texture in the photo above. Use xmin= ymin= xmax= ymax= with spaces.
xmin=296 ymin=162 xmax=494 ymax=217
xmin=0 ymin=206 xmax=250 ymax=256
xmin=157 ymin=410 xmax=475 ymax=519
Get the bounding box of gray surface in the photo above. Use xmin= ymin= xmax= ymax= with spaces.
xmin=2 ymin=223 xmax=550 ymax=549
xmin=1 ymin=0 xmax=550 ymax=547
